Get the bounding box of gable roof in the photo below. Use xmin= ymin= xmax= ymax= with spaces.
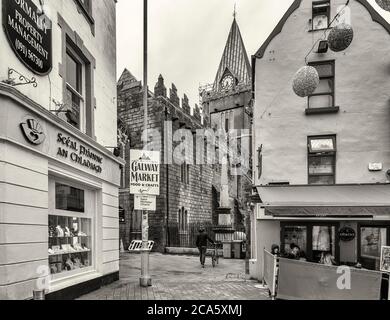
xmin=213 ymin=18 xmax=252 ymax=89
xmin=254 ymin=0 xmax=390 ymax=60
xmin=254 ymin=0 xmax=302 ymax=59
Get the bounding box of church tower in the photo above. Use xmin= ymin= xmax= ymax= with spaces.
xmin=201 ymin=15 xmax=252 ymax=122
xmin=200 ymin=14 xmax=253 ymax=249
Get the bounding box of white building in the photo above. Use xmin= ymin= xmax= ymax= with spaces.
xmin=0 ymin=0 xmax=123 ymax=299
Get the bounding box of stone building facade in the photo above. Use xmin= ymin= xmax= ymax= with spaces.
xmin=117 ymin=70 xmax=213 ymax=252
xmin=199 ymin=17 xmax=253 ymax=244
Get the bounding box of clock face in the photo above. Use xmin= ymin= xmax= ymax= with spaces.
xmin=221 ymin=75 xmax=234 ymax=90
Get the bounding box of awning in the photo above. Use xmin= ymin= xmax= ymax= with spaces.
xmin=257 ymin=184 xmax=390 ymax=217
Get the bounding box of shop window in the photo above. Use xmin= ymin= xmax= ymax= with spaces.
xmin=360 ymin=227 xmax=388 ymax=270
xmin=308 ymin=61 xmax=335 ymax=109
xmin=308 ymin=136 xmax=336 ymax=185
xmin=55 ymin=183 xmax=84 ymax=213
xmin=49 ymin=179 xmax=94 ymax=279
xmin=312 ymin=226 xmax=336 ymax=263
xmin=312 ymin=0 xmax=330 ymax=31
xmin=283 ymin=226 xmax=308 ymax=256
xmin=281 ymin=222 xmax=339 ymax=263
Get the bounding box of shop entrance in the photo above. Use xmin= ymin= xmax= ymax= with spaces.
xmin=281 ymin=222 xmax=340 ymax=263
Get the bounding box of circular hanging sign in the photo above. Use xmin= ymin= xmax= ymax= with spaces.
xmin=2 ymin=0 xmax=52 ymax=75
xmin=376 ymin=0 xmax=390 ymax=12
xmin=292 ymin=66 xmax=320 ymax=98
xmin=339 ymin=227 xmax=356 ymax=242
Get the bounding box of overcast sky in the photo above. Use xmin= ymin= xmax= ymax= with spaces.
xmin=116 ymin=0 xmax=390 ymax=108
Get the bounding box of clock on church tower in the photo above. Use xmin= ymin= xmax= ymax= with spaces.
xmin=221 ymin=74 xmax=235 ymax=90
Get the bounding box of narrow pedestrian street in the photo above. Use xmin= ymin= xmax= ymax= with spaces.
xmin=78 ymin=254 xmax=269 ymax=300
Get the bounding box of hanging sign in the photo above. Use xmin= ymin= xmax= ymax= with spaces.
xmin=3 ymin=0 xmax=52 ymax=75
xmin=130 ymin=150 xmax=160 ymax=196
xmin=338 ymin=227 xmax=356 ymax=242
xmin=134 ymin=195 xmax=157 ymax=211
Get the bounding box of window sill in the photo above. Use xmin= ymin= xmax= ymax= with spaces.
xmin=305 ymin=106 xmax=340 ymax=115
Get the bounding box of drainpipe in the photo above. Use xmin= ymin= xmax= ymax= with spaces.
xmin=165 ymin=107 xmax=170 ymax=248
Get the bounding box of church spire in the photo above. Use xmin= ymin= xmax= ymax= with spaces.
xmin=213 ymin=16 xmax=251 ymax=91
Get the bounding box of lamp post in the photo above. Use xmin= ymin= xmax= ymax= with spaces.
xmin=140 ymin=0 xmax=152 ymax=288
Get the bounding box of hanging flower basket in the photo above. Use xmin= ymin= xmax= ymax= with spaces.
xmin=292 ymin=66 xmax=320 ymax=98
xmin=328 ymin=23 xmax=354 ymax=52
xmin=376 ymin=0 xmax=390 ymax=12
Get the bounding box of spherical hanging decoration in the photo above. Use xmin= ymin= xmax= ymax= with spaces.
xmin=375 ymin=0 xmax=390 ymax=12
xmin=328 ymin=23 xmax=354 ymax=52
xmin=292 ymin=66 xmax=320 ymax=98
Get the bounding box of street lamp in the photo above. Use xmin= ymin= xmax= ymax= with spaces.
xmin=139 ymin=0 xmax=152 ymax=288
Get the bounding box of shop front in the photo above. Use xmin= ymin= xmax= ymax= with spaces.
xmin=251 ymin=184 xmax=390 ymax=282
xmin=0 ymin=84 xmax=123 ymax=300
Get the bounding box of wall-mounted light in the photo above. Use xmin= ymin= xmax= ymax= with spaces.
xmin=317 ymin=40 xmax=329 ymax=53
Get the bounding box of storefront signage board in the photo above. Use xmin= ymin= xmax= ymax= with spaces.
xmin=380 ymin=246 xmax=390 ymax=273
xmin=3 ymin=0 xmax=52 ymax=75
xmin=130 ymin=150 xmax=160 ymax=196
xmin=135 ymin=195 xmax=156 ymax=211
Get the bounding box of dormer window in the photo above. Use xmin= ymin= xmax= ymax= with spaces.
xmin=312 ymin=0 xmax=330 ymax=31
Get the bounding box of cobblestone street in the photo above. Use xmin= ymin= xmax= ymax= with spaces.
xmin=78 ymin=254 xmax=269 ymax=300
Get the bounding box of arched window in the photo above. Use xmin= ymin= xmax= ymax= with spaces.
xmin=179 ymin=207 xmax=188 ymax=232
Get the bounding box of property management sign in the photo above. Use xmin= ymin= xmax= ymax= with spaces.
xmin=130 ymin=150 xmax=160 ymax=196
xmin=3 ymin=0 xmax=52 ymax=75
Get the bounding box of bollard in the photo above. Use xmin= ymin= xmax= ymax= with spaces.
xmin=33 ymin=290 xmax=45 ymax=300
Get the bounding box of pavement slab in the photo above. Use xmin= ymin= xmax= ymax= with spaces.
xmin=78 ymin=253 xmax=269 ymax=300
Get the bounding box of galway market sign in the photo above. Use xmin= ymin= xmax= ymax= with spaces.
xmin=130 ymin=150 xmax=160 ymax=196
xmin=3 ymin=0 xmax=52 ymax=75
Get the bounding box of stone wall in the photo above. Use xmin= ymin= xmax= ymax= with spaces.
xmin=117 ymin=70 xmax=213 ymax=252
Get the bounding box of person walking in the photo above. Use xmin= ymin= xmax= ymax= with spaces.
xmin=196 ymin=226 xmax=214 ymax=268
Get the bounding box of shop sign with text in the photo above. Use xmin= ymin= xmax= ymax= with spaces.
xmin=56 ymin=133 xmax=103 ymax=174
xmin=135 ymin=195 xmax=157 ymax=211
xmin=3 ymin=0 xmax=52 ymax=75
xmin=130 ymin=150 xmax=160 ymax=196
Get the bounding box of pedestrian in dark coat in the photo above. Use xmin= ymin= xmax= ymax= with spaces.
xmin=196 ymin=226 xmax=214 ymax=268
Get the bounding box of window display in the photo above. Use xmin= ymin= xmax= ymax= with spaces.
xmin=361 ymin=227 xmax=387 ymax=260
xmin=312 ymin=226 xmax=336 ymax=263
xmin=48 ymin=215 xmax=92 ymax=276
xmin=283 ymin=226 xmax=307 ymax=255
